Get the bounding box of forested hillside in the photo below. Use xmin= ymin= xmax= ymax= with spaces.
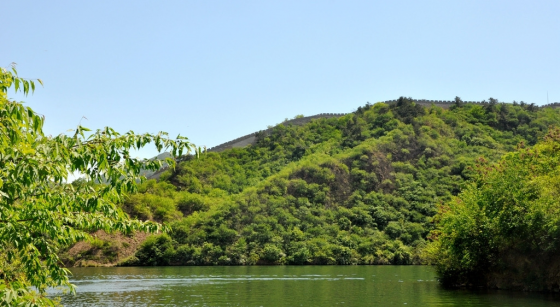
xmin=66 ymin=97 xmax=560 ymax=267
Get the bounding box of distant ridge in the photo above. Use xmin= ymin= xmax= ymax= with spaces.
xmin=206 ymin=113 xmax=346 ymax=152
xmin=146 ymin=99 xmax=559 ymax=180
xmin=387 ymin=99 xmax=560 ymax=109
xmin=206 ymin=99 xmax=560 ymax=152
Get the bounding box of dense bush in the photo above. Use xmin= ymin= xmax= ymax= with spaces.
xmin=135 ymin=234 xmax=176 ymax=266
xmin=429 ymin=128 xmax=560 ymax=291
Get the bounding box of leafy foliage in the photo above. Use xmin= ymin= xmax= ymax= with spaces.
xmin=428 ymin=128 xmax=560 ymax=291
xmin=0 ymin=66 xmax=194 ymax=306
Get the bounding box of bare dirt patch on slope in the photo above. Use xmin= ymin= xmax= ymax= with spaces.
xmin=62 ymin=230 xmax=149 ymax=267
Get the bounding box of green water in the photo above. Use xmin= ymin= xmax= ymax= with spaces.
xmin=59 ymin=266 xmax=560 ymax=306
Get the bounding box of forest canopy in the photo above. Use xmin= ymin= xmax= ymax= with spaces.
xmin=113 ymin=97 xmax=560 ymax=273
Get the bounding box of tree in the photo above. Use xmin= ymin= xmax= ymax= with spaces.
xmin=452 ymin=96 xmax=464 ymax=108
xmin=390 ymin=97 xmax=425 ymax=124
xmin=428 ymin=129 xmax=560 ymax=291
xmin=0 ymin=65 xmax=195 ymax=306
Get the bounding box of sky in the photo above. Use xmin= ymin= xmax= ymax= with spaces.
xmin=4 ymin=0 xmax=560 ymax=158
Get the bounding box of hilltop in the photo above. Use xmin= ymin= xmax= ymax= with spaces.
xmin=192 ymin=99 xmax=560 ymax=153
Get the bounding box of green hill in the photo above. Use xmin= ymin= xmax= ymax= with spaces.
xmin=111 ymin=97 xmax=560 ymax=267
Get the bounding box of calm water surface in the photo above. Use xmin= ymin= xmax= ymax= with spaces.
xmin=58 ymin=266 xmax=560 ymax=306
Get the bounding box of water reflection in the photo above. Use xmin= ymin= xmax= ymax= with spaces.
xmin=57 ymin=266 xmax=560 ymax=307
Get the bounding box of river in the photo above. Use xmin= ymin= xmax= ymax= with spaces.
xmin=58 ymin=266 xmax=560 ymax=306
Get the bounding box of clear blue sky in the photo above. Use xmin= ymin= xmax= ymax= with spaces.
xmin=4 ymin=0 xmax=559 ymax=158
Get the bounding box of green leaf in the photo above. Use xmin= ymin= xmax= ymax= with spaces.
xmin=0 ymin=66 xmax=194 ymax=306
